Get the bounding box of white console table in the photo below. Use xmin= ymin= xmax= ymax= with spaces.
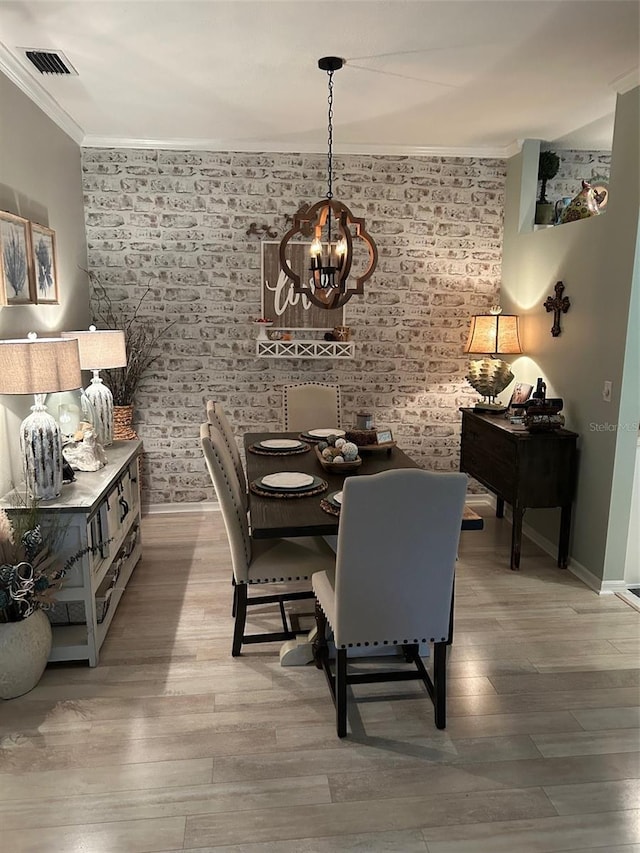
xmin=0 ymin=441 xmax=143 ymax=666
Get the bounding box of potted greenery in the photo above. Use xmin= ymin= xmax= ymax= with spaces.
xmin=535 ymin=150 xmax=560 ymax=225
xmin=0 ymin=508 xmax=93 ymax=698
xmin=88 ymin=272 xmax=175 ymax=439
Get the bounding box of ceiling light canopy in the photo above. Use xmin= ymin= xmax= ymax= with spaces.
xmin=279 ymin=56 xmax=378 ymax=310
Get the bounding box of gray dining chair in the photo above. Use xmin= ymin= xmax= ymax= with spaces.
xmin=312 ymin=468 xmax=468 ymax=737
xmin=201 ymin=424 xmax=335 ymax=656
xmin=283 ymin=382 xmax=342 ymax=433
xmin=205 ymin=400 xmax=248 ymax=508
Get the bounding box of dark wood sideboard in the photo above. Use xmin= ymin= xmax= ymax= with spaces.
xmin=459 ymin=409 xmax=578 ymax=570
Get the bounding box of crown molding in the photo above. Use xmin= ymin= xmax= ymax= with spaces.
xmin=0 ymin=41 xmax=84 ymax=144
xmin=610 ymin=68 xmax=640 ymax=94
xmin=81 ymin=134 xmax=511 ymax=159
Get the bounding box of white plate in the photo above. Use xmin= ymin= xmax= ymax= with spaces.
xmin=333 ymin=491 xmax=343 ymax=505
xmin=307 ymin=428 xmax=346 ymax=438
xmin=259 ymin=439 xmax=303 ymax=449
xmin=261 ymin=472 xmax=315 ymax=489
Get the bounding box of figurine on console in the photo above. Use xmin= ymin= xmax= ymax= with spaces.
xmin=62 ymin=423 xmax=108 ymax=471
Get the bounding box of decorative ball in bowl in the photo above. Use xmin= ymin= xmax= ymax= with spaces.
xmin=314 ymin=436 xmax=362 ymax=472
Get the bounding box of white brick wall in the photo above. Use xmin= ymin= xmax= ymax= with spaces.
xmin=82 ymin=149 xmax=506 ymax=505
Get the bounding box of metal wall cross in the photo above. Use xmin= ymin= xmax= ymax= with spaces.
xmin=544 ymin=280 xmax=571 ymax=337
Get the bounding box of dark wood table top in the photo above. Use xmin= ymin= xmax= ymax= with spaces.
xmin=244 ymin=432 xmax=483 ymax=539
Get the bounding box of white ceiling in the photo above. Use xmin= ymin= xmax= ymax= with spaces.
xmin=0 ymin=0 xmax=638 ymax=156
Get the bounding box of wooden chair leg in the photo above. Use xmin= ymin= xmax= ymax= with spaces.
xmin=232 ymin=584 xmax=248 ymax=657
xmin=312 ymin=600 xmax=328 ymax=670
xmin=231 ymin=578 xmax=237 ymax=618
xmin=433 ymin=641 xmax=447 ymax=729
xmin=336 ymin=648 xmax=348 ymax=738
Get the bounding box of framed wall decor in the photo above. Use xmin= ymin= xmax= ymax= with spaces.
xmin=261 ymin=241 xmax=344 ymax=330
xmin=29 ymin=222 xmax=59 ymax=304
xmin=0 ymin=210 xmax=34 ymax=305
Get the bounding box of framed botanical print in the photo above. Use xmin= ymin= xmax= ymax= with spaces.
xmin=29 ymin=222 xmax=59 ymax=304
xmin=0 ymin=210 xmax=34 ymax=305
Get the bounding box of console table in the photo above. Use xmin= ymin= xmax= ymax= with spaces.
xmin=0 ymin=441 xmax=142 ymax=665
xmin=459 ymin=409 xmax=578 ymax=570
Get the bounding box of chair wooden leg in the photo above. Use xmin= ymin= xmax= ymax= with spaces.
xmin=312 ymin=600 xmax=328 ymax=670
xmin=433 ymin=641 xmax=447 ymax=729
xmin=231 ymin=578 xmax=237 ymax=618
xmin=336 ymin=648 xmax=348 ymax=738
xmin=232 ymin=584 xmax=248 ymax=657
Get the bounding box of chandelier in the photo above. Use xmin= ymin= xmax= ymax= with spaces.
xmin=278 ymin=56 xmax=378 ymax=310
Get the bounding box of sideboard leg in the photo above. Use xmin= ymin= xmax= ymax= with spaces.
xmin=558 ymin=504 xmax=572 ymax=568
xmin=511 ymin=505 xmax=524 ymax=570
xmin=496 ymin=496 xmax=505 ymax=518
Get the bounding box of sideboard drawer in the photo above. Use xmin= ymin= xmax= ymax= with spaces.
xmin=461 ymin=413 xmax=517 ymax=501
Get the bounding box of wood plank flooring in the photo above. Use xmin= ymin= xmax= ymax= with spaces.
xmin=1 ymin=505 xmax=639 ymax=852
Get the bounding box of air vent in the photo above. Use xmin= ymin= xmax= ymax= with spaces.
xmin=23 ymin=49 xmax=78 ymax=75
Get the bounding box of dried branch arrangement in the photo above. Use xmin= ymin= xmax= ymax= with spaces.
xmin=88 ymin=272 xmax=176 ymax=406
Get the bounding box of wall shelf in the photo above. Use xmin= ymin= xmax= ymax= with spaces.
xmin=256 ymin=340 xmax=354 ymax=359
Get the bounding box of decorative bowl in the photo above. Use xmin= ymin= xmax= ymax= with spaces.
xmin=314 ymin=444 xmax=362 ymax=473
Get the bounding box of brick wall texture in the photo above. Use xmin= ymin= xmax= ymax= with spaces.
xmin=81 ymin=148 xmax=507 ymax=505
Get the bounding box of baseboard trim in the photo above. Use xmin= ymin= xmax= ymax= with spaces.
xmin=478 ymin=494 xmax=609 ymax=594
xmin=144 ymin=500 xmax=219 ymax=515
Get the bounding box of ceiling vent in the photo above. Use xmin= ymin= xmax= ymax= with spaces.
xmin=22 ymin=48 xmax=78 ymax=75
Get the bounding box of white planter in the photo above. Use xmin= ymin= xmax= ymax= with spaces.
xmin=0 ymin=610 xmax=52 ymax=699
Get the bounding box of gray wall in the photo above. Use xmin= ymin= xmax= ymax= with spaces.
xmin=81 ymin=149 xmax=506 ymax=505
xmin=0 ymin=72 xmax=90 ymax=494
xmin=500 ymin=88 xmax=639 ymax=586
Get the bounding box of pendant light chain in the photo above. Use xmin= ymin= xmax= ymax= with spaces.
xmin=278 ymin=56 xmax=377 ymax=310
xmin=326 ymin=69 xmax=334 ymax=200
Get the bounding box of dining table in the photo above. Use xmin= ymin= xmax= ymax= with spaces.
xmin=244 ymin=431 xmax=484 ymax=539
xmin=244 ymin=431 xmax=483 ymax=665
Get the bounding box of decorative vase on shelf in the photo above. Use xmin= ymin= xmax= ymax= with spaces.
xmin=0 ymin=610 xmax=52 ymax=700
xmin=254 ymin=321 xmax=274 ymax=341
xmin=559 ymin=181 xmax=602 ymax=224
xmin=113 ymin=405 xmax=138 ymax=440
xmin=535 ymin=202 xmax=555 ymax=225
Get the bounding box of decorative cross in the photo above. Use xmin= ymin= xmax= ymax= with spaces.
xmin=544 ymin=280 xmax=570 ymax=337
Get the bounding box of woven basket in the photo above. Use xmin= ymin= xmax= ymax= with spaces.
xmin=113 ymin=405 xmax=138 ymax=440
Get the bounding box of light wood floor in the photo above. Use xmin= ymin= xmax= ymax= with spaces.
xmin=1 ymin=506 xmax=639 ymax=853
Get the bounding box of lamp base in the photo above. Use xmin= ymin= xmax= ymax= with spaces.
xmin=20 ymin=401 xmax=63 ymax=501
xmin=473 ymin=401 xmax=507 ymax=413
xmin=85 ymin=374 xmax=113 ymax=446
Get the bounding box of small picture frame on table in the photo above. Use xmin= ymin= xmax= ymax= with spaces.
xmin=29 ymin=222 xmax=59 ymax=304
xmin=507 ymin=382 xmax=533 ymax=422
xmin=0 ymin=210 xmax=35 ymax=305
xmin=376 ymin=428 xmax=394 ymax=445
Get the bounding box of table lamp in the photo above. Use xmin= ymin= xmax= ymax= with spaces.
xmin=463 ymin=307 xmax=522 ymax=411
xmin=61 ymin=327 xmax=127 ymax=447
xmin=0 ymin=334 xmax=82 ymax=500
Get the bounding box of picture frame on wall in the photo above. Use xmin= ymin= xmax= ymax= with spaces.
xmin=261 ymin=241 xmax=345 ymax=330
xmin=29 ymin=222 xmax=59 ymax=304
xmin=0 ymin=210 xmax=35 ymax=305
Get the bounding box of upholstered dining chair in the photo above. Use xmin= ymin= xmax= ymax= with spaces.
xmin=206 ymin=400 xmax=247 ymax=507
xmin=201 ymin=424 xmax=335 ymax=656
xmin=283 ymin=382 xmax=342 ymax=433
xmin=312 ymin=468 xmax=468 ymax=737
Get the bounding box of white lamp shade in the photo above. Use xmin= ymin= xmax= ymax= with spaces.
xmin=464 ymin=314 xmax=522 ymax=355
xmin=0 ymin=338 xmax=82 ymax=395
xmin=61 ymin=329 xmax=127 ymax=370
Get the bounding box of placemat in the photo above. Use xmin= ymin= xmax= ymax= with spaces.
xmin=250 ymin=478 xmax=328 ymax=499
xmin=320 ymin=498 xmax=340 ymax=516
xmin=248 ymin=443 xmax=311 ymax=456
